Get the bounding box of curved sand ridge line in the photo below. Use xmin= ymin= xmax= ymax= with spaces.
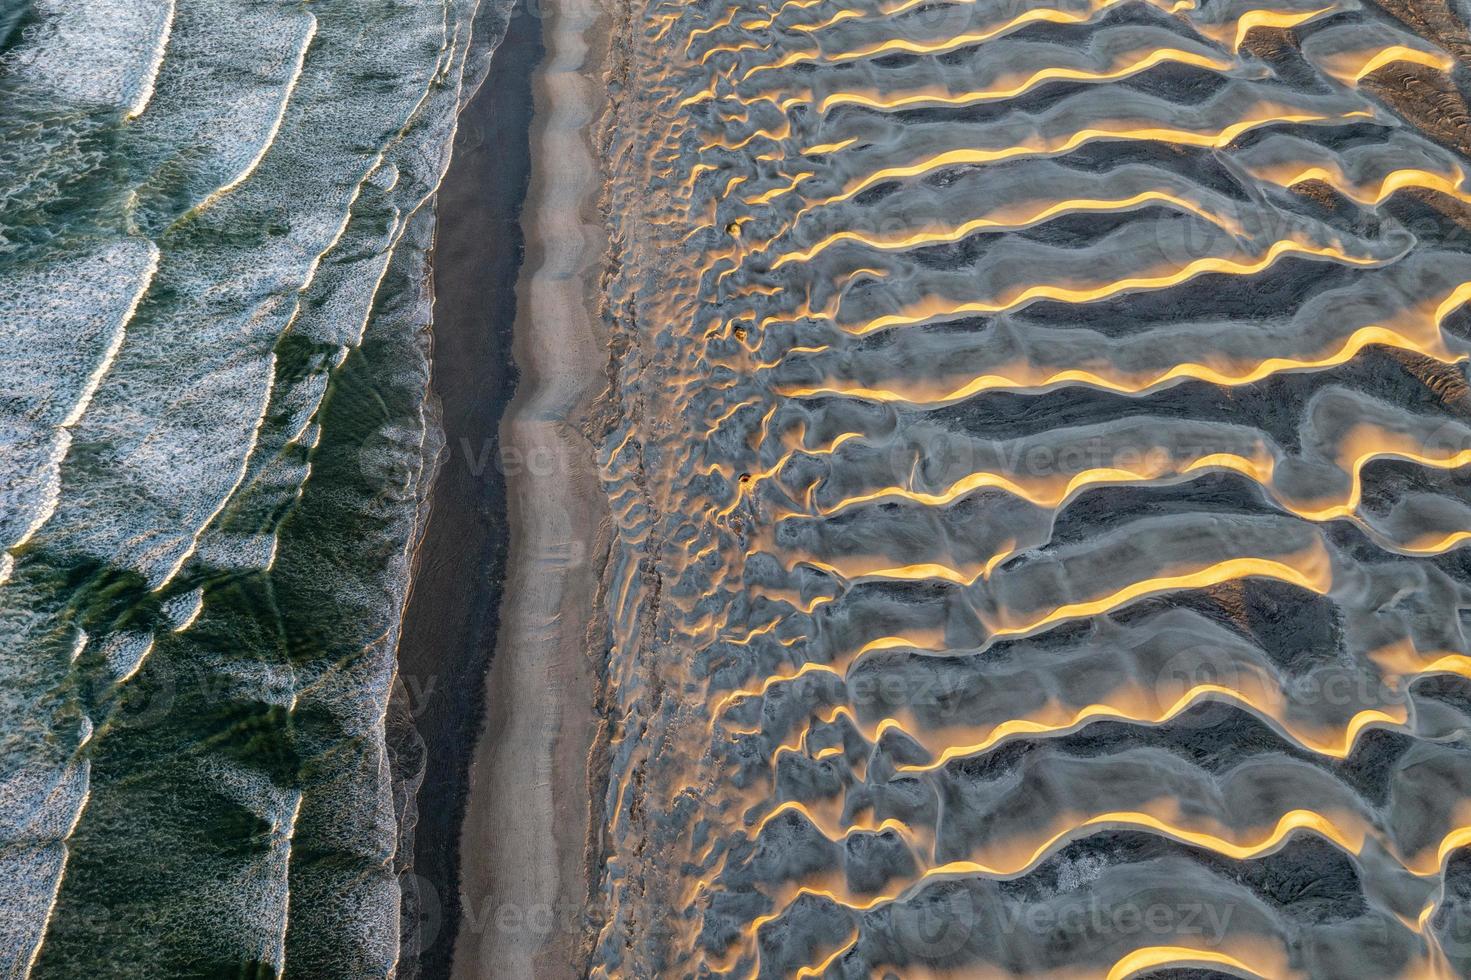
xmin=734 ymin=789 xmax=1471 ymax=915
xmin=753 ymin=255 xmax=1471 ymax=404
xmin=695 ymin=387 xmax=1471 ymax=558
xmin=591 ymin=0 xmax=1471 ymax=974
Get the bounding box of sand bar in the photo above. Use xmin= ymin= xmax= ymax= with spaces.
xmin=449 ymin=0 xmax=612 ymax=973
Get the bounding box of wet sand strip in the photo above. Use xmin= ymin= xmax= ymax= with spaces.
xmin=449 ymin=0 xmax=613 ymax=974
xmin=393 ymin=3 xmax=543 ymax=977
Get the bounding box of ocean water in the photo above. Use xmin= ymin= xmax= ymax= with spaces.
xmin=594 ymin=0 xmax=1471 ymax=975
xmin=0 ymin=0 xmax=508 ymax=974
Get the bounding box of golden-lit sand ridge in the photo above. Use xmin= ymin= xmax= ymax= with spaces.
xmin=588 ymin=0 xmax=1471 ymax=973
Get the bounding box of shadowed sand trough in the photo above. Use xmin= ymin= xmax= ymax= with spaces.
xmin=584 ymin=0 xmax=1471 ymax=975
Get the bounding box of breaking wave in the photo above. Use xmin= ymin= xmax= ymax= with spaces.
xmin=0 ymin=0 xmax=508 ymax=974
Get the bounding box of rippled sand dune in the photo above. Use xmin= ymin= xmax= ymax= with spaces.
xmin=592 ymin=0 xmax=1471 ymax=974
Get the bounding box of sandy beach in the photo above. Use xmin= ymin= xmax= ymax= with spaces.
xmin=576 ymin=0 xmax=1471 ymax=973
xmin=410 ymin=0 xmax=1471 ymax=974
xmin=447 ymin=0 xmax=613 ymax=974
xmin=393 ymin=2 xmax=544 ymax=976
xmin=13 ymin=0 xmax=1471 ymax=974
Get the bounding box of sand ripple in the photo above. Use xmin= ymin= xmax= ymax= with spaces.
xmin=595 ymin=0 xmax=1471 ymax=974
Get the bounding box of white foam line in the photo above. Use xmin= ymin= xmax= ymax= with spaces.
xmin=28 ymin=750 xmax=94 ymax=977
xmin=112 ymin=638 xmax=156 ymax=686
xmin=153 ymin=351 xmax=277 ymax=591
xmin=290 ymin=165 xmax=377 ymax=310
xmin=285 ymin=86 xmax=426 ymax=338
xmin=25 ymin=846 xmax=68 ymax=976
xmin=334 ymin=247 xmax=398 ymax=351
xmin=271 ymin=793 xmax=304 ymax=975
xmin=170 ymin=592 xmax=204 ymax=633
xmin=301 ymin=0 xmax=470 ymax=293
xmin=8 ymin=246 xmax=160 ymax=556
xmin=290 ymin=11 xmax=480 ymax=352
xmin=194 ymin=13 xmax=318 ymax=213
xmin=60 ymin=246 xmax=159 ymax=431
xmin=8 ymin=432 xmax=71 ymax=557
xmin=124 ymin=0 xmax=175 ymax=121
xmin=287 ymin=0 xmax=473 ymax=301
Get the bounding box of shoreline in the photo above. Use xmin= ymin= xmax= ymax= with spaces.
xmin=449 ymin=0 xmax=614 ymax=972
xmin=392 ymin=2 xmax=544 ymax=976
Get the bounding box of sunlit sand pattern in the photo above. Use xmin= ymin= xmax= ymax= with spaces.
xmin=594 ymin=0 xmax=1471 ymax=974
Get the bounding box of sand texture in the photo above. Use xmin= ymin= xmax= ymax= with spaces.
xmin=450 ymin=0 xmax=612 ymax=975
xmin=584 ymin=0 xmax=1471 ymax=975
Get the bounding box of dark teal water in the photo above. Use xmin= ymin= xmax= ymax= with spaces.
xmin=0 ymin=1 xmax=506 ymax=974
